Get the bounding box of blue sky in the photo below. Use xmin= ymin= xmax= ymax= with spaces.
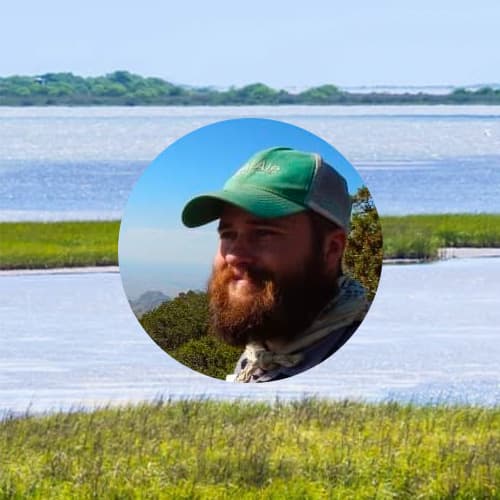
xmin=119 ymin=118 xmax=364 ymax=299
xmin=5 ymin=1 xmax=499 ymax=297
xmin=2 ymin=1 xmax=499 ymax=88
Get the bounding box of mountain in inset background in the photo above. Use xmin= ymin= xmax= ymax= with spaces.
xmin=129 ymin=290 xmax=170 ymax=318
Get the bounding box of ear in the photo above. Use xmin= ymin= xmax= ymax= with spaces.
xmin=322 ymin=229 xmax=346 ymax=276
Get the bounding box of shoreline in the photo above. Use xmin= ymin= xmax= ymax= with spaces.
xmin=1 ymin=247 xmax=499 ymax=276
xmin=384 ymin=247 xmax=500 ymax=265
xmin=437 ymin=247 xmax=500 ymax=259
xmin=0 ymin=266 xmax=119 ymax=276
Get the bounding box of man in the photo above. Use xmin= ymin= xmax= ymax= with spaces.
xmin=182 ymin=146 xmax=368 ymax=382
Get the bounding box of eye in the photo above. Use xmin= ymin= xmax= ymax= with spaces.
xmin=255 ymin=228 xmax=277 ymax=238
xmin=219 ymin=229 xmax=236 ymax=240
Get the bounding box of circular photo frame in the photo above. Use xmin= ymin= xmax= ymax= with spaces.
xmin=119 ymin=118 xmax=382 ymax=382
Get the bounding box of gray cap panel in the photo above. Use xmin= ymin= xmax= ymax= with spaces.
xmin=305 ymin=158 xmax=352 ymax=231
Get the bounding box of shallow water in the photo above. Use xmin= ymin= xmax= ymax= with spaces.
xmin=1 ymin=257 xmax=499 ymax=414
xmin=1 ymin=105 xmax=500 ymax=220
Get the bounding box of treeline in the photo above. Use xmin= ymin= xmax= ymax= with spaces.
xmin=1 ymin=71 xmax=500 ymax=105
xmin=140 ymin=187 xmax=382 ymax=379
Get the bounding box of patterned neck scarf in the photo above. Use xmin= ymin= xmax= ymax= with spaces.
xmin=235 ymin=275 xmax=368 ymax=382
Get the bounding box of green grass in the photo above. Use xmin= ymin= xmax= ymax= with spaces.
xmin=1 ymin=214 xmax=499 ymax=269
xmin=0 ymin=221 xmax=119 ymax=269
xmin=382 ymin=213 xmax=500 ymax=260
xmin=0 ymin=399 xmax=498 ymax=499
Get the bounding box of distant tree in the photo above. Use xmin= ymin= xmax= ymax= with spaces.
xmin=2 ymin=72 xmax=500 ymax=106
xmin=476 ymin=86 xmax=494 ymax=96
xmin=47 ymin=83 xmax=73 ymax=97
xmin=132 ymin=87 xmax=159 ymax=99
xmin=450 ymin=88 xmax=471 ymax=103
xmin=107 ymin=70 xmax=139 ymax=87
xmin=299 ymin=84 xmax=342 ymax=104
xmin=11 ymin=86 xmax=31 ymax=97
xmin=234 ymin=83 xmax=278 ymax=104
xmin=91 ymin=81 xmax=127 ymax=97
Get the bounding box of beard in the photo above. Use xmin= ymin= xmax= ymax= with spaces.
xmin=207 ymin=251 xmax=337 ymax=348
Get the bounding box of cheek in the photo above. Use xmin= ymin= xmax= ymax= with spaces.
xmin=213 ymin=246 xmax=225 ymax=268
xmin=257 ymin=251 xmax=285 ymax=275
xmin=218 ymin=238 xmax=229 ymax=257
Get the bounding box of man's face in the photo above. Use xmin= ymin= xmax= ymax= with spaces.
xmin=207 ymin=205 xmax=341 ymax=347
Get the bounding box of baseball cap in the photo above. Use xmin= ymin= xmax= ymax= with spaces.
xmin=181 ymin=146 xmax=352 ymax=231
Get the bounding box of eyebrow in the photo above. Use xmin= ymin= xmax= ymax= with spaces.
xmin=217 ymin=219 xmax=287 ymax=232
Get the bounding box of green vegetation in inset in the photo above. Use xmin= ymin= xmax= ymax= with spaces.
xmin=381 ymin=213 xmax=500 ymax=260
xmin=2 ymin=71 xmax=500 ymax=105
xmin=0 ymin=221 xmax=119 ymax=269
xmin=1 ymin=399 xmax=498 ymax=498
xmin=140 ymin=290 xmax=242 ymax=379
xmin=344 ymin=186 xmax=383 ymax=301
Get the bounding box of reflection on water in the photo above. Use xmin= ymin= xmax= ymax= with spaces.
xmin=1 ymin=106 xmax=500 ymax=220
xmin=1 ymin=258 xmax=499 ymax=414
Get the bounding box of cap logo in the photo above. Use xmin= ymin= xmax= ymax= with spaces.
xmin=235 ymin=160 xmax=281 ymax=177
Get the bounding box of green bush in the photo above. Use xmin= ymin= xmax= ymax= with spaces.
xmin=344 ymin=186 xmax=383 ymax=301
xmin=140 ymin=291 xmax=209 ymax=352
xmin=140 ymin=291 xmax=241 ymax=378
xmin=172 ymin=335 xmax=242 ymax=379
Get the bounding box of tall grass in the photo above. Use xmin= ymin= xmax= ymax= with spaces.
xmin=382 ymin=213 xmax=500 ymax=260
xmin=1 ymin=399 xmax=498 ymax=498
xmin=0 ymin=221 xmax=119 ymax=269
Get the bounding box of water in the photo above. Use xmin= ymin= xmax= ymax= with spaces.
xmin=1 ymin=105 xmax=500 ymax=220
xmin=1 ymin=258 xmax=499 ymax=414
xmin=1 ymin=106 xmax=499 ymax=413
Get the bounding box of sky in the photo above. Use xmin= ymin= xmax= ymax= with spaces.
xmin=2 ymin=1 xmax=499 ymax=89
xmin=4 ymin=1 xmax=498 ymax=296
xmin=119 ymin=118 xmax=364 ymax=299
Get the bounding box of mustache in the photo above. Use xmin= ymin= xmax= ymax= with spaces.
xmin=207 ymin=262 xmax=279 ymax=347
xmin=217 ymin=263 xmax=274 ymax=285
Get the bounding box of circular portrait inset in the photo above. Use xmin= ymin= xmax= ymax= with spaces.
xmin=119 ymin=118 xmax=382 ymax=382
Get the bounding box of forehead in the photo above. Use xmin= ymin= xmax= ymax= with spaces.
xmin=218 ymin=204 xmax=309 ymax=230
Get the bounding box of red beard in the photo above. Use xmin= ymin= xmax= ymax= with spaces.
xmin=207 ymin=259 xmax=336 ymax=348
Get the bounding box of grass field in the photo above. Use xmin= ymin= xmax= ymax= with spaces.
xmin=381 ymin=213 xmax=500 ymax=260
xmin=1 ymin=399 xmax=498 ymax=499
xmin=1 ymin=214 xmax=499 ymax=269
xmin=0 ymin=221 xmax=119 ymax=269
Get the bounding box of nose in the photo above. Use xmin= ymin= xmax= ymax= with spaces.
xmin=222 ymin=234 xmax=255 ymax=267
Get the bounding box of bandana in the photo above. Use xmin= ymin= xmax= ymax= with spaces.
xmin=234 ymin=275 xmax=368 ymax=382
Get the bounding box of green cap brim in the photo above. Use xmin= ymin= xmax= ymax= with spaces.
xmin=182 ymin=187 xmax=307 ymax=228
